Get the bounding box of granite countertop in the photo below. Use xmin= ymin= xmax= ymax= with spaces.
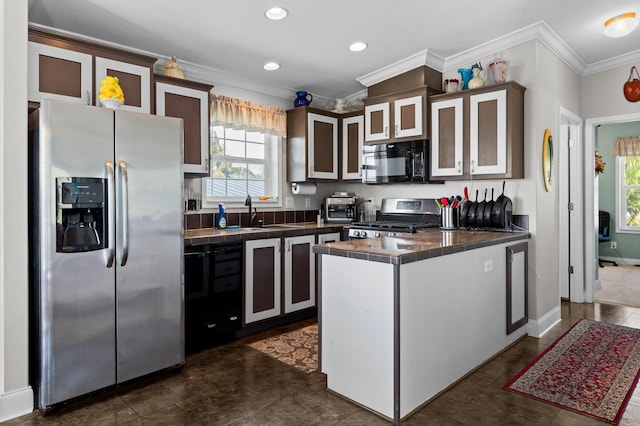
xmin=312 ymin=228 xmax=530 ymax=264
xmin=184 ymin=222 xmax=347 ymax=246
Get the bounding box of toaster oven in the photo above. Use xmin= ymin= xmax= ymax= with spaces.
xmin=324 ymin=194 xmax=357 ymax=223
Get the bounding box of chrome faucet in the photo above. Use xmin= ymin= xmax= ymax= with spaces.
xmin=245 ymin=194 xmax=257 ymax=227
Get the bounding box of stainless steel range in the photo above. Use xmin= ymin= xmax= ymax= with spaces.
xmin=348 ymin=198 xmax=440 ymax=239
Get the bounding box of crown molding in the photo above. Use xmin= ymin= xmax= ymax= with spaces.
xmin=356 ymin=49 xmax=445 ymax=87
xmin=442 ymin=21 xmax=586 ymax=75
xmin=582 ymin=49 xmax=640 ymax=76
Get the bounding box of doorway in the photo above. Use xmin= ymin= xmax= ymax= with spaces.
xmin=584 ymin=112 xmax=640 ymax=303
xmin=559 ymin=108 xmax=583 ymax=302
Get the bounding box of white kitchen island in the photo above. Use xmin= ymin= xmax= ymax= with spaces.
xmin=315 ymin=229 xmax=529 ymax=424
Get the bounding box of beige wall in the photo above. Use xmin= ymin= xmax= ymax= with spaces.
xmin=582 ymin=63 xmax=640 ymax=119
xmin=0 ymin=0 xmax=33 ymax=421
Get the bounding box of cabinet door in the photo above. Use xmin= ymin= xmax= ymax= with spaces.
xmin=341 ymin=115 xmax=364 ymax=180
xmin=308 ymin=113 xmax=339 ymax=179
xmin=156 ymin=82 xmax=209 ymax=175
xmin=470 ymin=90 xmax=507 ymax=175
xmin=431 ymin=98 xmax=464 ymax=177
xmin=364 ymin=102 xmax=390 ymax=142
xmin=245 ymin=238 xmax=281 ymax=324
xmin=95 ymin=57 xmax=151 ymax=113
xmin=394 ymin=95 xmax=423 ymax=139
xmin=284 ymin=235 xmax=315 ymax=314
xmin=28 ymin=42 xmax=92 ymax=104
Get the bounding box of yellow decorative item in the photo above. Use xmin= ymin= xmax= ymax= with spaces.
xmin=98 ymin=76 xmax=125 ymax=109
xmin=164 ymin=56 xmax=185 ymax=79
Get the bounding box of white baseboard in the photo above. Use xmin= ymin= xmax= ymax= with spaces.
xmin=0 ymin=386 xmax=33 ymax=422
xmin=599 ymin=256 xmax=640 ymax=266
xmin=527 ymin=304 xmax=562 ymax=338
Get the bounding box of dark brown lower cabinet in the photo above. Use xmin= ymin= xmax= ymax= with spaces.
xmin=284 ymin=235 xmax=315 ymax=313
xmin=245 ymin=238 xmax=281 ymax=324
xmin=244 ymin=235 xmax=317 ymax=324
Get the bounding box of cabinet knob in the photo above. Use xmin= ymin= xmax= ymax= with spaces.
xmin=204 ymin=157 xmax=208 ymax=171
xmin=385 ymin=126 xmax=388 ymax=137
xmin=457 ymin=161 xmax=461 ymax=173
xmin=471 ymin=160 xmax=475 ymax=173
xmin=395 ymin=125 xmax=398 ymax=137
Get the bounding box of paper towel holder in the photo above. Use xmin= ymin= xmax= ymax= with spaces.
xmin=291 ymin=182 xmax=317 ymax=195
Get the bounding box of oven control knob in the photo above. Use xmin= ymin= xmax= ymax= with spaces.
xmin=375 ymin=232 xmax=381 ymax=238
xmin=353 ymin=230 xmax=360 ymax=237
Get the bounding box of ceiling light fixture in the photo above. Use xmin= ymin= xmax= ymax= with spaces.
xmin=604 ymin=12 xmax=638 ymax=37
xmin=265 ymin=7 xmax=288 ymax=21
xmin=263 ymin=62 xmax=280 ymax=71
xmin=349 ymin=42 xmax=368 ymax=52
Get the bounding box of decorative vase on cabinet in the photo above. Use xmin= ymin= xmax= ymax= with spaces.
xmin=294 ymin=91 xmax=313 ymax=107
xmin=468 ymin=67 xmax=485 ymax=89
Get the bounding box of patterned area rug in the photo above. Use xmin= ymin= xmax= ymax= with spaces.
xmin=504 ymin=319 xmax=640 ymax=424
xmin=248 ymin=324 xmax=318 ymax=373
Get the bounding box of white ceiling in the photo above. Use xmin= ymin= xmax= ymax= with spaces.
xmin=28 ymin=0 xmax=640 ymax=102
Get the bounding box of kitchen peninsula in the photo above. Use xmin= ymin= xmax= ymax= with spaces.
xmin=313 ymin=228 xmax=530 ymax=424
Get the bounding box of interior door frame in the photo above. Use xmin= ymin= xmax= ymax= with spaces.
xmin=559 ymin=107 xmax=583 ymax=301
xmin=584 ymin=112 xmax=640 ymax=302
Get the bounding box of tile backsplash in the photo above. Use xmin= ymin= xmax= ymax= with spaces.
xmin=184 ymin=209 xmax=317 ymax=230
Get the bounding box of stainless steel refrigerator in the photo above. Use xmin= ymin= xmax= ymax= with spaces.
xmin=29 ymin=100 xmax=184 ymax=410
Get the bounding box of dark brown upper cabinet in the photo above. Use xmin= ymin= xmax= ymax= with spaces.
xmin=340 ymin=111 xmax=364 ymax=181
xmin=287 ymin=107 xmax=339 ymax=182
xmin=364 ymin=86 xmax=440 ymax=144
xmin=155 ymin=75 xmax=213 ymax=176
xmin=27 ymin=28 xmax=156 ymax=113
xmin=430 ymin=81 xmax=525 ymax=180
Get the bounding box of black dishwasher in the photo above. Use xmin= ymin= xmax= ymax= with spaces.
xmin=184 ymin=242 xmax=243 ymax=354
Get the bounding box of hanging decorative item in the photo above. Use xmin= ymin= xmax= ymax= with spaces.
xmin=623 ymin=66 xmax=640 ymax=102
xmin=542 ymin=128 xmax=553 ymax=191
xmin=164 ymin=56 xmax=185 ymax=79
xmin=595 ymin=152 xmax=606 ymax=175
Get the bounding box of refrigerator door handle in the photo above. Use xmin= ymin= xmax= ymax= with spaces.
xmin=106 ymin=160 xmax=115 ymax=268
xmin=119 ymin=160 xmax=130 ymax=267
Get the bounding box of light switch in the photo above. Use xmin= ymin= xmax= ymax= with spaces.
xmin=485 ymin=259 xmax=493 ymax=272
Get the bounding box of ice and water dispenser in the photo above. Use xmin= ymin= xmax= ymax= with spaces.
xmin=56 ymin=177 xmax=107 ymax=252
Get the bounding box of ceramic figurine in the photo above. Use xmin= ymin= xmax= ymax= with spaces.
xmin=468 ymin=63 xmax=485 ymax=89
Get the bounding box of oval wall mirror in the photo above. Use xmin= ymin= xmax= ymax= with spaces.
xmin=542 ymin=128 xmax=553 ymax=192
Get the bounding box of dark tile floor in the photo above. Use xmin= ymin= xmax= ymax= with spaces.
xmin=6 ymin=301 xmax=640 ymax=425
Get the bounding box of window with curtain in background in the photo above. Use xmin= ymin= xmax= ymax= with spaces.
xmin=615 ymin=136 xmax=640 ymax=233
xmin=202 ymin=95 xmax=285 ymax=208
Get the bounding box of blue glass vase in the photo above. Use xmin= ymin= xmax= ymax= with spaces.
xmin=293 ymin=91 xmax=313 ymax=107
xmin=457 ymin=68 xmax=473 ymax=90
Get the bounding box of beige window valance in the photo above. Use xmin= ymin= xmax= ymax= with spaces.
xmin=209 ymin=95 xmax=286 ymax=137
xmin=614 ymin=136 xmax=640 ymax=157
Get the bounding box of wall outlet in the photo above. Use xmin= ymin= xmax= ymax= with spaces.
xmin=484 ymin=259 xmax=493 ymax=272
xmin=305 ymin=197 xmax=311 ymax=208
xmin=285 ymin=197 xmax=294 ymax=209
xmin=611 ymin=241 xmax=617 ymax=249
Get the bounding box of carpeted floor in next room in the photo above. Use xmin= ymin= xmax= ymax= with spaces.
xmin=6 ymin=301 xmax=640 ymax=425
xmin=596 ymin=264 xmax=640 ymax=308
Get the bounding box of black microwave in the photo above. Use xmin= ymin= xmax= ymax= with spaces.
xmin=362 ymin=140 xmax=441 ymax=184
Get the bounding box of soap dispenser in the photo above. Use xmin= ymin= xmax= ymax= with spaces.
xmin=216 ymin=203 xmax=227 ymax=229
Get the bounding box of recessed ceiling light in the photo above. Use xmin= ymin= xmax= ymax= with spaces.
xmin=265 ymin=7 xmax=288 ymax=21
xmin=263 ymin=62 xmax=280 ymax=71
xmin=349 ymin=42 xmax=368 ymax=52
xmin=604 ymin=12 xmax=638 ymax=37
